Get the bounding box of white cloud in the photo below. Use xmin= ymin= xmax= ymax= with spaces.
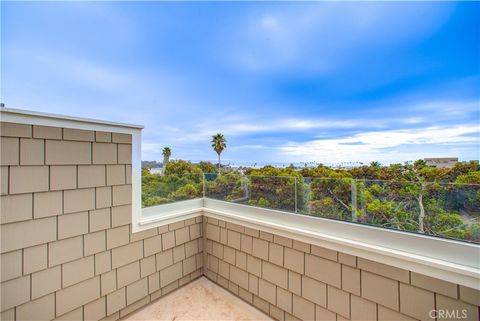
xmin=407 ymin=99 xmax=480 ymax=118
xmin=151 ymin=115 xmax=361 ymax=146
xmin=230 ymin=144 xmax=268 ymax=151
xmin=142 ymin=143 xmax=164 ymax=154
xmin=279 ymin=125 xmax=479 ymax=163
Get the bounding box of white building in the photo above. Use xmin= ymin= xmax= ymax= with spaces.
xmin=424 ymin=157 xmax=458 ymax=168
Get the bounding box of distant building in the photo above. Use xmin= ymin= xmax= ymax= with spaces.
xmin=149 ymin=167 xmax=163 ymax=174
xmin=424 ymin=157 xmax=458 ymax=169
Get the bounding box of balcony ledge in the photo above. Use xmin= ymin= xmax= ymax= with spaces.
xmin=138 ymin=198 xmax=480 ymax=290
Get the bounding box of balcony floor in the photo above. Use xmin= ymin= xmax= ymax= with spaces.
xmin=122 ymin=277 xmax=273 ymax=321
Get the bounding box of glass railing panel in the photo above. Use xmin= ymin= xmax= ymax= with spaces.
xmin=141 ymin=170 xmax=479 ymax=244
xmin=204 ymin=172 xmax=250 ymax=203
xmin=299 ymin=177 xmax=355 ymax=222
xmin=142 ymin=173 xmax=204 ymax=207
xmin=355 ymin=179 xmax=421 ymax=231
xmin=247 ymin=175 xmax=297 ymax=212
xmin=205 ymin=174 xmax=297 ymax=212
xmin=355 ymin=180 xmax=480 ymax=243
xmin=423 ymin=182 xmax=479 ymax=243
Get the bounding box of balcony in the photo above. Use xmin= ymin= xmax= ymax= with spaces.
xmin=1 ymin=107 xmax=479 ymax=321
xmin=142 ymin=173 xmax=480 ymax=244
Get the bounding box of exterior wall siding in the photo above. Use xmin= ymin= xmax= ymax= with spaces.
xmin=204 ymin=217 xmax=480 ymax=321
xmin=0 ymin=123 xmax=204 ymax=321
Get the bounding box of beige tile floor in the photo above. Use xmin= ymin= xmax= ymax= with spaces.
xmin=122 ymin=277 xmax=273 ymax=321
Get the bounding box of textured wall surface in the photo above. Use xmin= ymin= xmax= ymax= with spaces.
xmin=204 ymin=217 xmax=480 ymax=321
xmin=0 ymin=122 xmax=203 ymax=321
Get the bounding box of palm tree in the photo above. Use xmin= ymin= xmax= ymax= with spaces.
xmin=211 ymin=134 xmax=227 ymax=171
xmin=162 ymin=147 xmax=171 ymax=174
xmin=370 ymin=161 xmax=380 ymax=168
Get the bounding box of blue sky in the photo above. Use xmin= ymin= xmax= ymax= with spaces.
xmin=2 ymin=2 xmax=479 ymax=165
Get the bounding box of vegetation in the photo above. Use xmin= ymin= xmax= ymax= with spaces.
xmin=142 ymin=161 xmax=203 ymax=207
xmin=142 ymin=159 xmax=480 ymax=243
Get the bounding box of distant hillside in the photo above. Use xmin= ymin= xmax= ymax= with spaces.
xmin=142 ymin=160 xmax=163 ymax=168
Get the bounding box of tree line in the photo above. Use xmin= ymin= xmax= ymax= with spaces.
xmin=142 ymin=157 xmax=479 ymax=243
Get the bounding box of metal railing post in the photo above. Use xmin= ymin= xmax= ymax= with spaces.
xmin=294 ymin=177 xmax=298 ymax=214
xmin=351 ymin=179 xmax=357 ymax=222
xmin=203 ymin=173 xmax=206 ymax=198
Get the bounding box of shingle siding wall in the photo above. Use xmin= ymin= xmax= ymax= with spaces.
xmin=204 ymin=217 xmax=480 ymax=321
xmin=0 ymin=122 xmax=203 ymax=321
